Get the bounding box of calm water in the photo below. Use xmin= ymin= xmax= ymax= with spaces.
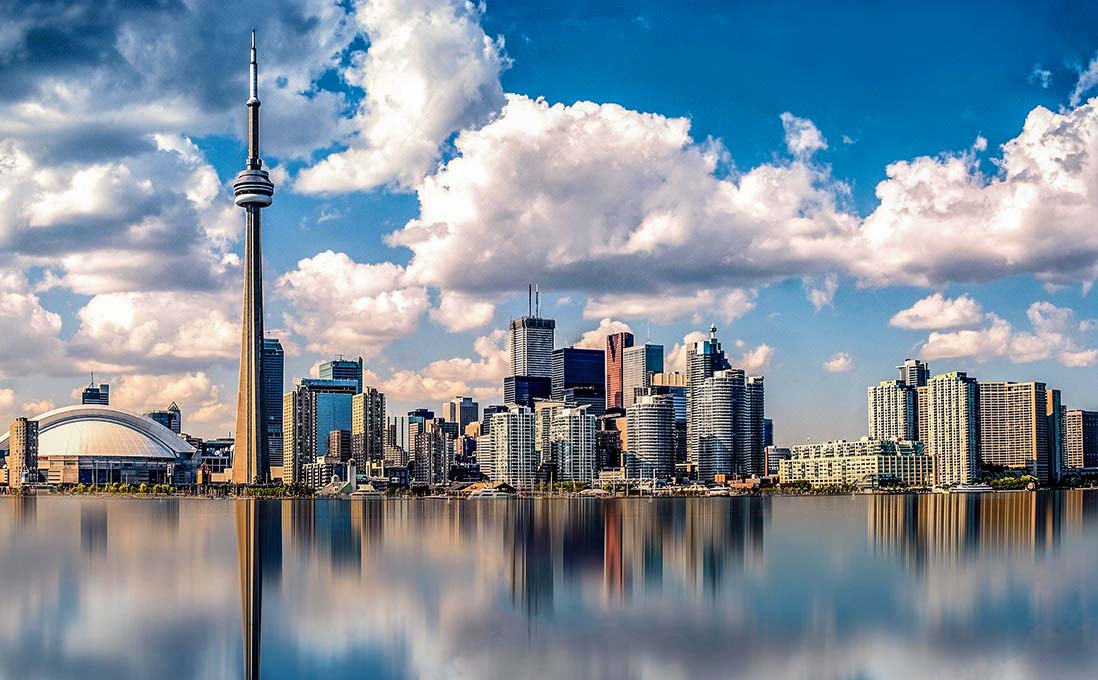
xmin=1 ymin=492 xmax=1096 ymax=679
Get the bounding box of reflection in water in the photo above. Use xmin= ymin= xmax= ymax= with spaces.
xmin=3 ymin=493 xmax=1098 ymax=678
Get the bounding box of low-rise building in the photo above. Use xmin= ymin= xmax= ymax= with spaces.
xmin=780 ymin=438 xmax=932 ymax=489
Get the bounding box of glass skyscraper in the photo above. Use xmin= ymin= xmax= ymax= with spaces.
xmin=262 ymin=338 xmax=285 ymax=467
xmin=319 ymin=356 xmax=363 ymax=393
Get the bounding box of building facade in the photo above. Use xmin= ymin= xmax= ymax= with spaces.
xmin=509 ymin=316 xmax=556 ymax=378
xmin=504 ymin=375 xmax=552 ymax=408
xmin=693 ymin=369 xmax=737 ymax=482
xmin=282 ymin=378 xmax=358 ymax=484
xmin=551 ymin=347 xmax=605 ymax=416
xmin=977 ymin=381 xmax=1058 ymax=483
xmin=868 ymin=380 xmax=917 ymax=441
xmin=262 ymin=338 xmax=285 ymax=467
xmin=1066 ymin=409 xmax=1098 ymax=469
xmin=780 ymin=439 xmax=932 ymax=489
xmin=625 ymin=394 xmax=675 ymax=480
xmin=7 ymin=417 xmax=38 ymax=488
xmin=741 ymin=375 xmax=766 ymax=475
xmin=622 ymin=343 xmax=664 ymax=408
xmin=145 ymin=402 xmax=182 ymax=434
xmin=486 ymin=405 xmax=537 ymax=490
xmin=605 ymin=331 xmax=635 ymax=410
xmin=81 ymin=382 xmax=109 ymax=406
xmin=897 ymin=358 xmax=930 ymax=388
xmin=686 ymin=325 xmax=731 ymax=465
xmin=441 ymin=396 xmax=479 ymax=432
xmin=318 ymin=356 xmax=364 ymax=393
xmin=410 ymin=419 xmax=451 ymax=486
xmin=351 ymin=387 xmax=386 ymax=469
xmin=549 ymin=406 xmax=597 ymax=483
xmin=926 ymin=372 xmax=979 ymax=487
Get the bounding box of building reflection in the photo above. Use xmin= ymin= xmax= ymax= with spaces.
xmin=868 ymin=491 xmax=1088 ymax=570
xmin=235 ymin=499 xmax=262 ymax=680
xmin=80 ymin=501 xmax=107 ymax=556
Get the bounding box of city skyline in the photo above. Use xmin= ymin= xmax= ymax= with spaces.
xmin=5 ymin=2 xmax=1098 ymax=445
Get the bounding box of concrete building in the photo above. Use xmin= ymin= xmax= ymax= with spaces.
xmin=916 ymin=385 xmax=929 ymax=442
xmin=1048 ymin=389 xmax=1065 ymax=482
xmin=605 ymin=331 xmax=635 ymax=410
xmin=926 ymin=372 xmax=979 ymax=487
xmin=625 ymin=394 xmax=674 ymax=480
xmin=318 ymin=356 xmax=364 ymax=393
xmin=977 ymin=381 xmax=1059 ymax=483
xmin=81 ymin=382 xmax=109 ymax=406
xmin=765 ymin=446 xmax=791 ymax=475
xmin=622 ymin=343 xmax=663 ymax=408
xmin=780 ymin=439 xmax=932 ymax=489
xmin=410 ymin=419 xmax=451 ymax=486
xmin=648 ymin=375 xmax=687 ymax=463
xmin=868 ymin=380 xmax=917 ymax=441
xmin=351 ymin=387 xmax=385 ymax=469
xmin=7 ymin=417 xmax=38 ymax=488
xmin=1066 ymin=409 xmax=1098 ymax=469
xmin=262 ymin=338 xmax=285 ymax=467
xmin=693 ymin=369 xmax=738 ymax=482
xmin=549 ymin=405 xmax=597 ymax=483
xmin=508 ymin=289 xmax=555 ymax=378
xmin=327 ymin=430 xmax=351 ymax=463
xmin=897 ymin=358 xmax=930 ymax=388
xmin=686 ymin=325 xmax=731 ymax=466
xmin=534 ymin=400 xmax=569 ymax=470
xmin=441 ymin=396 xmax=479 ymax=432
xmin=282 ymin=378 xmax=357 ymax=484
xmin=145 ymin=402 xmax=182 ymax=434
xmin=485 ymin=405 xmax=537 ymax=490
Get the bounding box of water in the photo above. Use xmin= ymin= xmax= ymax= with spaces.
xmin=1 ymin=492 xmax=1096 ymax=679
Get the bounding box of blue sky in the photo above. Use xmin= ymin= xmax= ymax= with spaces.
xmin=2 ymin=0 xmax=1098 ymax=443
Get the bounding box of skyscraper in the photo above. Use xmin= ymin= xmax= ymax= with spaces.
xmin=231 ymin=32 xmax=276 ymax=485
xmin=625 ymin=394 xmax=675 ymax=480
xmin=978 ymin=381 xmax=1056 ymax=483
xmin=868 ymin=379 xmax=917 ymax=441
xmin=145 ymin=402 xmax=182 ymax=434
xmin=686 ymin=325 xmax=730 ymax=465
xmin=622 ymin=343 xmax=663 ymax=408
xmin=487 ymin=405 xmax=538 ymax=490
xmin=741 ymin=375 xmax=766 ymax=475
xmin=896 ymin=359 xmax=930 ymax=388
xmin=605 ymin=331 xmax=635 ymax=410
xmin=1065 ymin=409 xmax=1098 ymax=469
xmin=8 ymin=417 xmax=38 ymax=488
xmin=504 ymin=375 xmax=552 ymax=408
xmin=549 ymin=406 xmax=597 ymax=483
xmin=282 ymin=378 xmax=357 ymax=484
xmin=926 ymin=371 xmax=979 ymax=487
xmin=508 ymin=287 xmax=555 ymax=377
xmin=81 ymin=381 xmax=109 ymax=406
xmin=262 ymin=338 xmax=284 ymax=467
xmin=410 ymin=419 xmax=451 ymax=485
xmin=441 ymin=396 xmax=479 ymax=432
xmin=551 ymin=347 xmax=606 ymax=416
xmin=351 ymin=387 xmax=386 ymax=469
xmin=319 ymin=356 xmax=364 ymax=393
xmin=693 ymin=369 xmax=737 ymax=481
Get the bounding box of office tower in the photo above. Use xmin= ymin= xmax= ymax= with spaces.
xmin=551 ymin=347 xmax=605 ymax=416
xmin=686 ymin=325 xmax=731 ymax=464
xmin=441 ymin=396 xmax=479 ymax=432
xmin=596 ymin=415 xmax=624 ymax=470
xmin=145 ymin=402 xmax=182 ymax=434
xmin=282 ymin=378 xmax=357 ymax=484
xmin=262 ymin=338 xmax=285 ymax=467
xmin=351 ymin=387 xmax=385 ymax=468
xmin=504 ymin=375 xmax=552 ymax=408
xmin=410 ymin=419 xmax=451 ymax=485
xmin=8 ymin=417 xmax=38 ymax=488
xmin=386 ymin=415 xmax=410 ymax=454
xmin=622 ymin=343 xmax=664 ymax=408
xmin=978 ymin=381 xmax=1055 ymax=483
xmin=693 ymin=369 xmax=737 ymax=481
xmin=81 ymin=381 xmax=109 ymax=406
xmin=319 ymin=356 xmax=364 ymax=393
xmin=549 ymin=406 xmax=597 ymax=483
xmin=926 ymin=371 xmax=979 ymax=487
xmin=476 ymin=431 xmax=496 ymax=480
xmin=650 ymin=372 xmax=688 ymax=463
xmin=508 ymin=286 xmax=555 ymax=377
xmin=1047 ymin=389 xmax=1064 ymax=483
xmin=605 ymin=331 xmax=635 ymax=410
xmin=741 ymin=375 xmax=766 ymax=475
xmin=762 ymin=418 xmax=774 ymax=448
xmin=896 ymin=358 xmax=930 ymax=388
xmin=327 ymin=430 xmax=352 ymax=463
xmin=231 ymin=33 xmax=276 ymax=486
xmin=1066 ymin=410 xmax=1098 ymax=469
xmin=625 ymin=394 xmax=674 ymax=479
xmin=486 ymin=405 xmax=537 ymax=489
xmin=868 ymin=380 xmax=917 ymax=441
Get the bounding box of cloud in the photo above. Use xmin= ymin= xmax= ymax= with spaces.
xmin=0 ymin=388 xmax=14 ymax=425
xmin=1070 ymin=53 xmax=1098 ymax=106
xmin=295 ymin=0 xmax=508 ymax=193
xmin=583 ymin=288 xmax=756 ymax=324
xmin=918 ymin=301 xmax=1097 ymax=367
xmin=277 ymin=250 xmax=430 ymax=357
xmin=889 ymin=293 xmax=984 ymax=330
xmin=378 ymin=330 xmax=507 ymax=404
xmin=574 ymin=319 xmax=633 ymax=350
xmin=780 ymin=112 xmax=828 ymax=158
xmin=430 ymin=290 xmax=498 ymax=333
xmin=737 ymin=343 xmax=774 ymax=374
xmin=20 ymin=399 xmax=54 ymax=416
xmin=0 ymin=269 xmax=66 ymax=378
xmin=822 ymin=352 xmax=854 ymax=373
xmin=666 ymin=331 xmax=709 ymax=374
xmin=110 ymin=372 xmax=232 ymax=431
xmin=665 ymin=331 xmax=770 ymax=374
xmin=1028 ymin=63 xmax=1051 ymax=89
xmin=803 ymin=274 xmax=839 ymax=310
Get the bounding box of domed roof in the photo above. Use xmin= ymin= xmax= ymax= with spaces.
xmin=0 ymin=405 xmax=195 ymax=460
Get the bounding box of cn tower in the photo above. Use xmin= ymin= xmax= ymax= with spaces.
xmin=231 ymin=31 xmax=275 ymax=485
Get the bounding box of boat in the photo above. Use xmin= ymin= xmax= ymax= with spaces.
xmin=469 ymin=487 xmax=514 ymax=498
xmin=707 ymin=487 xmax=731 ymax=497
xmin=936 ymin=483 xmax=993 ymax=494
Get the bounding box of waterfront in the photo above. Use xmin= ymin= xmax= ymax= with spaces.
xmin=1 ymin=492 xmax=1096 ymax=679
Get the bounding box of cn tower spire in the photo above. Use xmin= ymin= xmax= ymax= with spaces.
xmin=231 ymin=31 xmax=275 ymax=487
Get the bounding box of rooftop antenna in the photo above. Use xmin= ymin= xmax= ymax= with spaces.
xmin=528 ymin=284 xmax=532 ymax=317
xmin=535 ymin=284 xmax=540 ymax=317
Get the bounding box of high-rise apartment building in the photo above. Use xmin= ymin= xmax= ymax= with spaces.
xmin=686 ymin=325 xmax=731 ymax=465
xmin=8 ymin=417 xmax=38 ymax=488
xmin=486 ymin=405 xmax=538 ymax=490
xmin=262 ymin=338 xmax=285 ymax=467
xmin=977 ymin=381 xmax=1058 ymax=483
xmin=318 ymin=356 xmax=363 ymax=393
xmin=896 ymin=359 xmax=930 ymax=388
xmin=282 ymin=378 xmax=358 ymax=484
xmin=534 ymin=400 xmax=569 ymax=467
xmin=868 ymin=380 xmax=917 ymax=441
xmin=351 ymin=387 xmax=385 ymax=469
xmin=693 ymin=369 xmax=738 ymax=481
xmin=410 ymin=419 xmax=451 ymax=486
xmin=81 ymin=382 xmax=109 ymax=406
xmin=549 ymin=405 xmax=597 ymax=483
xmin=916 ymin=385 xmax=929 ymax=441
xmin=625 ymin=394 xmax=675 ymax=479
xmin=649 ymin=372 xmax=687 ymax=463
xmin=926 ymin=371 xmax=979 ymax=487
xmin=605 ymin=331 xmax=635 ymax=410
xmin=327 ymin=430 xmax=352 ymax=462
xmin=441 ymin=396 xmax=479 ymax=432
xmin=622 ymin=343 xmax=664 ymax=408
xmin=1047 ymin=389 xmax=1064 ymax=483
xmin=741 ymin=375 xmax=766 ymax=475
xmin=1066 ymin=409 xmax=1098 ymax=469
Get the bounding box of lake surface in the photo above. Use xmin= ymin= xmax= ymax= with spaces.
xmin=1 ymin=492 xmax=1096 ymax=679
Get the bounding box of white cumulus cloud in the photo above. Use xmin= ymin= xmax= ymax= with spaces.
xmin=889 ymin=293 xmax=984 ymax=330
xmin=822 ymin=352 xmax=854 ymax=373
